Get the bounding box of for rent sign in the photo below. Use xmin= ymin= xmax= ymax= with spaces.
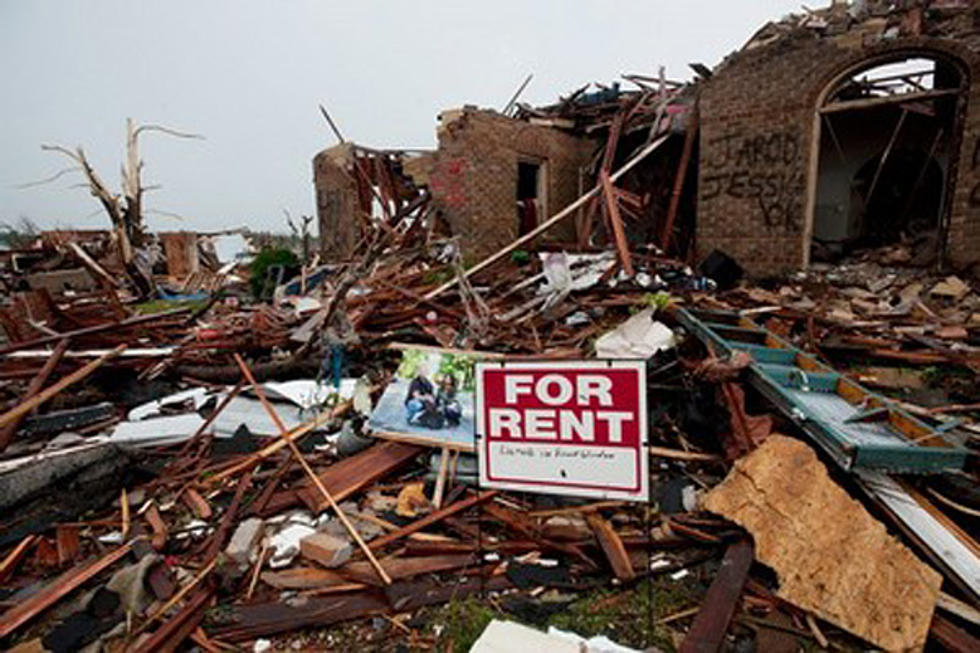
xmin=476 ymin=361 xmax=648 ymax=501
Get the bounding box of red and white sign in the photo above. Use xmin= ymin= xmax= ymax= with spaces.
xmin=476 ymin=361 xmax=648 ymax=502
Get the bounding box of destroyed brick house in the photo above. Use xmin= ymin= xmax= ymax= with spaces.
xmin=5 ymin=3 xmax=980 ymax=652
xmin=315 ymin=0 xmax=980 ymax=276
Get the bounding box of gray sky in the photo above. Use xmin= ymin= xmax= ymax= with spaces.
xmin=0 ymin=0 xmax=800 ymax=234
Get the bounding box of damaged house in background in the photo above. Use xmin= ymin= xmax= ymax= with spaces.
xmin=314 ymin=0 xmax=980 ymax=277
xmin=3 ymin=2 xmax=980 ymax=652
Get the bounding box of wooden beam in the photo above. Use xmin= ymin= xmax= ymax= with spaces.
xmin=369 ymin=490 xmax=497 ymax=551
xmin=0 ymin=542 xmax=133 ymax=639
xmin=423 ymin=133 xmax=669 ymax=301
xmin=0 ymin=535 xmax=37 ymax=585
xmin=600 ymin=170 xmax=635 ymax=276
xmin=132 ymin=587 xmax=213 ymax=653
xmin=820 ymin=87 xmax=959 ymax=114
xmin=865 ymin=107 xmax=908 ymax=208
xmin=585 ymin=513 xmax=635 ymax=581
xmin=233 ymin=354 xmax=392 ymax=586
xmin=661 ymin=107 xmax=698 ymax=252
xmin=0 ymin=344 xmax=125 ymax=430
xmin=0 ymin=309 xmax=187 ymax=356
xmin=679 ymin=539 xmax=754 ymax=653
xmin=0 ymin=338 xmax=69 ymax=452
xmin=205 ymin=399 xmax=350 ymax=485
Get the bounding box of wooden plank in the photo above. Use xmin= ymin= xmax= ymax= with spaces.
xmin=202 ymin=470 xmax=253 ymax=563
xmin=370 ymin=429 xmax=474 ymax=453
xmin=260 ymin=567 xmax=348 ymax=590
xmin=206 ymin=575 xmax=511 ymax=642
xmin=585 ymin=513 xmax=635 ymax=581
xmin=145 ymin=504 xmax=168 ymax=551
xmin=661 ymin=106 xmax=698 ymax=252
xmin=181 ymin=488 xmax=212 ymax=519
xmin=679 ymin=539 xmax=754 ymax=653
xmin=0 ymin=338 xmax=69 ymax=452
xmin=0 ymin=309 xmax=188 ymax=356
xmin=369 ymin=491 xmax=497 ymax=551
xmin=820 ymin=87 xmax=959 ymax=114
xmin=483 ymin=501 xmax=596 ymax=567
xmin=0 ymin=542 xmax=132 ymax=639
xmin=293 ymin=441 xmax=424 ymax=513
xmin=0 ymin=345 xmax=126 ymax=430
xmin=234 ymin=354 xmax=392 ymax=586
xmin=600 ymin=170 xmax=635 ymax=276
xmin=55 ymin=525 xmax=80 ymax=567
xmin=0 ymin=535 xmax=37 ymax=585
xmin=930 ymin=614 xmax=980 ymax=653
xmin=207 ymin=400 xmax=351 ymax=486
xmin=422 ymin=134 xmax=669 ymax=301
xmin=337 ymin=553 xmax=476 ymax=586
xmin=132 ymin=587 xmax=212 ymax=653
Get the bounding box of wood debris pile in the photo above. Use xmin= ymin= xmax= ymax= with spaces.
xmin=1 ymin=83 xmax=978 ymax=653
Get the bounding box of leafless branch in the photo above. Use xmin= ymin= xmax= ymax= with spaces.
xmin=133 ymin=124 xmax=205 ymax=141
xmin=14 ymin=166 xmax=80 ymax=189
xmin=145 ymin=209 xmax=187 ymax=221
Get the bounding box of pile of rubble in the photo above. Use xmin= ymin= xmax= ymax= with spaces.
xmin=2 ymin=74 xmax=979 ymax=653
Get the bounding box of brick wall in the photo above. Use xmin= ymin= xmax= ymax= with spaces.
xmin=313 ymin=146 xmax=360 ymax=261
xmin=697 ymin=5 xmax=980 ymax=275
xmin=427 ymin=109 xmax=595 ymax=259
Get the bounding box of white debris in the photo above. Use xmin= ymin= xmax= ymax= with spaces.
xmin=595 ymin=308 xmax=675 ymax=359
xmin=268 ymin=523 xmax=317 ymax=568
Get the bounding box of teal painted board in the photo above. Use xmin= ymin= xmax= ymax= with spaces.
xmin=675 ymin=307 xmax=968 ymax=474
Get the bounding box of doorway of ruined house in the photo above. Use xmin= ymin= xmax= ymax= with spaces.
xmin=517 ymin=158 xmax=547 ymax=236
xmin=806 ymin=52 xmax=967 ymax=267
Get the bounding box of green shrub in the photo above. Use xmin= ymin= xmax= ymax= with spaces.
xmin=250 ymin=247 xmax=299 ymax=299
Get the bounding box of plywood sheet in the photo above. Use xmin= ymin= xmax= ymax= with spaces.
xmin=702 ymin=434 xmax=941 ymax=652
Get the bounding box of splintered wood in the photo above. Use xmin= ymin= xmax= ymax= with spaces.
xmin=702 ymin=435 xmax=942 ymax=652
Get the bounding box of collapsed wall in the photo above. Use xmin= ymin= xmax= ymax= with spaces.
xmin=424 ymin=108 xmax=595 ymax=259
xmin=697 ymin=1 xmax=980 ymax=275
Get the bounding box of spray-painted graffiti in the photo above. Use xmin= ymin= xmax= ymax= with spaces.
xmin=700 ymin=130 xmax=805 ymax=231
xmin=429 ymin=158 xmax=468 ymax=209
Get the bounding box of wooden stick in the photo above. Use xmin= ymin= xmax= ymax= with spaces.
xmin=204 ymin=401 xmax=347 ymax=484
xmin=246 ymin=542 xmax=269 ymax=600
xmin=136 ymin=557 xmax=217 ymax=633
xmin=660 ymin=106 xmax=698 ymax=252
xmin=423 ymin=134 xmax=669 ymax=300
xmin=369 ymin=490 xmax=497 ymax=551
xmin=865 ymin=107 xmax=907 ymax=207
xmin=600 ymin=170 xmax=634 ymax=276
xmin=0 ymin=542 xmax=133 ymax=638
xmin=0 ymin=310 xmax=186 ymax=356
xmin=0 ymin=338 xmax=69 ymax=451
xmin=232 ymin=354 xmax=392 ymax=586
xmin=318 ymin=104 xmax=346 ymax=144
xmin=120 ymin=488 xmax=130 ymax=540
xmin=648 ymin=445 xmax=721 ymax=462
xmin=174 ymin=380 xmax=245 ymax=460
xmin=0 ymin=535 xmax=37 ymax=585
xmin=501 ymin=73 xmax=533 ymax=114
xmin=805 ymin=613 xmax=829 ymax=649
xmin=432 ymin=446 xmax=450 ymax=509
xmin=0 ymin=344 xmax=126 ymax=430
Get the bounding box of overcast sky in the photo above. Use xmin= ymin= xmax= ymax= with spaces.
xmin=0 ymin=1 xmax=801 ymax=234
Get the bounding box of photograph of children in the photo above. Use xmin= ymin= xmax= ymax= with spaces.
xmin=368 ymin=347 xmax=477 ymax=448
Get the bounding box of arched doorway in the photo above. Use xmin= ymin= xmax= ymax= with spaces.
xmin=808 ymin=53 xmax=966 ymax=264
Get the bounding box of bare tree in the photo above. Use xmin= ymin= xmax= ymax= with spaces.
xmin=37 ymin=118 xmax=202 ymax=296
xmin=0 ymin=216 xmax=40 ymax=249
xmin=284 ymin=209 xmax=315 ymax=263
